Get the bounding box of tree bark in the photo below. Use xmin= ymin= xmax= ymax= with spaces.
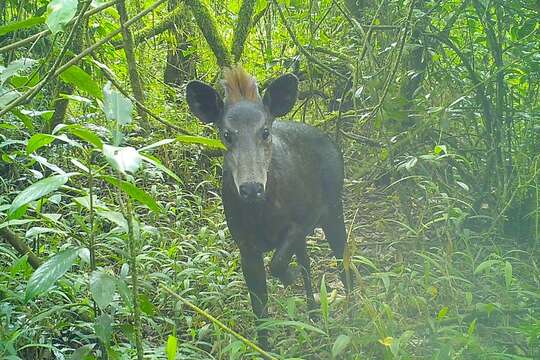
xmin=186 ymin=0 xmax=232 ymax=68
xmin=116 ymin=0 xmax=150 ymax=130
xmin=231 ymin=0 xmax=256 ymax=62
xmin=0 ymin=228 xmax=42 ymax=269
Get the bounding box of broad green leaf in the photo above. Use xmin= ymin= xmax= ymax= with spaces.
xmin=474 ymin=259 xmax=500 ymax=275
xmin=102 ymin=175 xmax=161 ymax=213
xmin=0 ymin=58 xmax=37 ymax=84
xmin=46 ymin=0 xmax=77 ymax=34
xmin=25 ymin=227 xmax=65 ymax=238
xmin=90 ymin=270 xmax=116 ymax=310
xmin=0 ymin=16 xmax=45 ymax=36
xmin=25 ymin=247 xmax=80 ymax=301
xmin=64 ymin=125 xmax=103 ymax=149
xmin=95 ymin=210 xmax=128 ymax=231
xmin=140 ymin=154 xmax=181 ymax=183
xmin=8 ymin=173 xmax=75 ymax=216
xmin=166 ymin=335 xmax=178 ymax=360
xmin=176 ymin=135 xmax=226 ymax=150
xmin=332 ymin=334 xmax=351 ymax=358
xmin=60 ymin=65 xmax=102 ymax=99
xmin=26 ymin=133 xmax=55 ymax=154
xmin=94 ymin=314 xmax=113 ymax=346
xmin=115 ymin=277 xmax=133 ymax=309
xmin=103 ymin=81 xmax=133 ymax=125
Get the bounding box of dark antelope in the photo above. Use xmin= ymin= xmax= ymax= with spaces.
xmin=186 ymin=66 xmax=348 ymax=348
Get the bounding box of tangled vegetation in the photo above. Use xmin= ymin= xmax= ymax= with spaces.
xmin=1 ymin=0 xmax=539 ymax=358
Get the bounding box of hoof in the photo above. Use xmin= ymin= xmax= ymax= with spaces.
xmin=277 ymin=266 xmax=301 ymax=287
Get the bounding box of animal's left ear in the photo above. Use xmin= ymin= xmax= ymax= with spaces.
xmin=263 ymin=73 xmax=298 ymax=117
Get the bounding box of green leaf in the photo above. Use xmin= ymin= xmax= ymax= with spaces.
xmin=26 ymin=133 xmax=56 ymax=154
xmin=90 ymin=270 xmax=116 ymax=310
xmin=0 ymin=58 xmax=37 ymax=84
xmin=320 ymin=274 xmax=329 ymax=323
xmin=102 ymin=176 xmax=161 ymax=213
xmin=60 ymin=65 xmax=102 ymax=99
xmin=25 ymin=247 xmax=80 ymax=301
xmin=115 ymin=277 xmax=133 ymax=309
xmin=504 ymin=261 xmax=512 ymax=288
xmin=139 ymin=138 xmax=175 ymax=152
xmin=46 ymin=0 xmax=77 ymax=34
xmin=64 ymin=125 xmax=103 ymax=149
xmin=436 ymin=306 xmax=449 ymax=320
xmin=176 ymin=135 xmax=226 ymax=150
xmin=332 ymin=334 xmax=351 ymax=358
xmin=0 ymin=16 xmax=45 ymax=36
xmin=103 ymin=81 xmax=133 ymax=125
xmin=8 ymin=173 xmax=75 ymax=216
xmin=95 ymin=209 xmax=128 ymax=231
xmin=166 ymin=335 xmax=178 ymax=360
xmin=140 ymin=154 xmax=181 ymax=183
xmin=474 ymin=259 xmax=500 ymax=275
xmin=94 ymin=314 xmax=113 ymax=346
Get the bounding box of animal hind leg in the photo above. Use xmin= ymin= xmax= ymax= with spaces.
xmin=295 ymin=238 xmax=316 ymax=314
xmin=321 ymin=201 xmax=352 ymax=292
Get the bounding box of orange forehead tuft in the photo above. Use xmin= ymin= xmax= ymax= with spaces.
xmin=222 ymin=65 xmax=260 ymax=103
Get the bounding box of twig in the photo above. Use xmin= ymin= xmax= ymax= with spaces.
xmin=366 ymin=0 xmax=417 ymax=123
xmin=116 ymin=0 xmax=150 ymax=129
xmin=0 ymin=0 xmax=120 ymax=54
xmin=0 ymin=0 xmax=168 ymax=117
xmin=161 ymin=284 xmax=278 ymax=360
xmin=93 ymin=60 xmax=192 ymax=135
xmin=271 ymin=0 xmax=347 ymax=80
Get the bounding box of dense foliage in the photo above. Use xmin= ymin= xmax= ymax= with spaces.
xmin=1 ymin=0 xmax=539 ymax=358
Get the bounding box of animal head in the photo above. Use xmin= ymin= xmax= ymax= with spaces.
xmin=186 ymin=66 xmax=298 ymax=202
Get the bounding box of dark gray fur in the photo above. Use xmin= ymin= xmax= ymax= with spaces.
xmin=186 ymin=73 xmax=347 ymax=349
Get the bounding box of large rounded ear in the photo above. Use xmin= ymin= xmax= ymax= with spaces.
xmin=262 ymin=73 xmax=298 ymax=117
xmin=186 ymin=80 xmax=224 ymax=124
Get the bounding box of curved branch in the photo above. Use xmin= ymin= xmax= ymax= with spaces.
xmin=271 ymin=0 xmax=348 ymax=80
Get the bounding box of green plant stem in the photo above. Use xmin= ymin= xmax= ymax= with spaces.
xmin=161 ymin=284 xmax=278 ymax=360
xmin=121 ymin=193 xmax=144 ymax=360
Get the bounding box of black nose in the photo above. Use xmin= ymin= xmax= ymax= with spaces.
xmin=239 ymin=182 xmax=264 ymax=201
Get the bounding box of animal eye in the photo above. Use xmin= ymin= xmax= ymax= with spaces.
xmin=223 ymin=130 xmax=232 ymax=144
xmin=262 ymin=128 xmax=270 ymax=140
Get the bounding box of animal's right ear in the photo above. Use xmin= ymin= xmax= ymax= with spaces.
xmin=186 ymin=80 xmax=224 ymax=124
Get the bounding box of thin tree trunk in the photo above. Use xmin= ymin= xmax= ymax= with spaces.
xmin=0 ymin=228 xmax=42 ymax=269
xmin=231 ymin=0 xmax=256 ymax=62
xmin=116 ymin=0 xmax=150 ymax=130
xmin=186 ymin=0 xmax=232 ymax=68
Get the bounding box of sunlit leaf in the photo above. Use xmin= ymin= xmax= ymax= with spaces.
xmin=166 ymin=335 xmax=178 ymax=360
xmin=8 ymin=173 xmax=76 ymax=216
xmin=60 ymin=65 xmax=102 ymax=99
xmin=0 ymin=16 xmax=45 ymax=36
xmin=103 ymin=81 xmax=133 ymax=125
xmin=90 ymin=270 xmax=116 ymax=310
xmin=26 ymin=134 xmax=55 ymax=154
xmin=102 ymin=175 xmax=161 ymax=213
xmin=46 ymin=0 xmax=78 ymax=34
xmin=176 ymin=135 xmax=225 ymax=150
xmin=25 ymin=247 xmax=80 ymax=301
